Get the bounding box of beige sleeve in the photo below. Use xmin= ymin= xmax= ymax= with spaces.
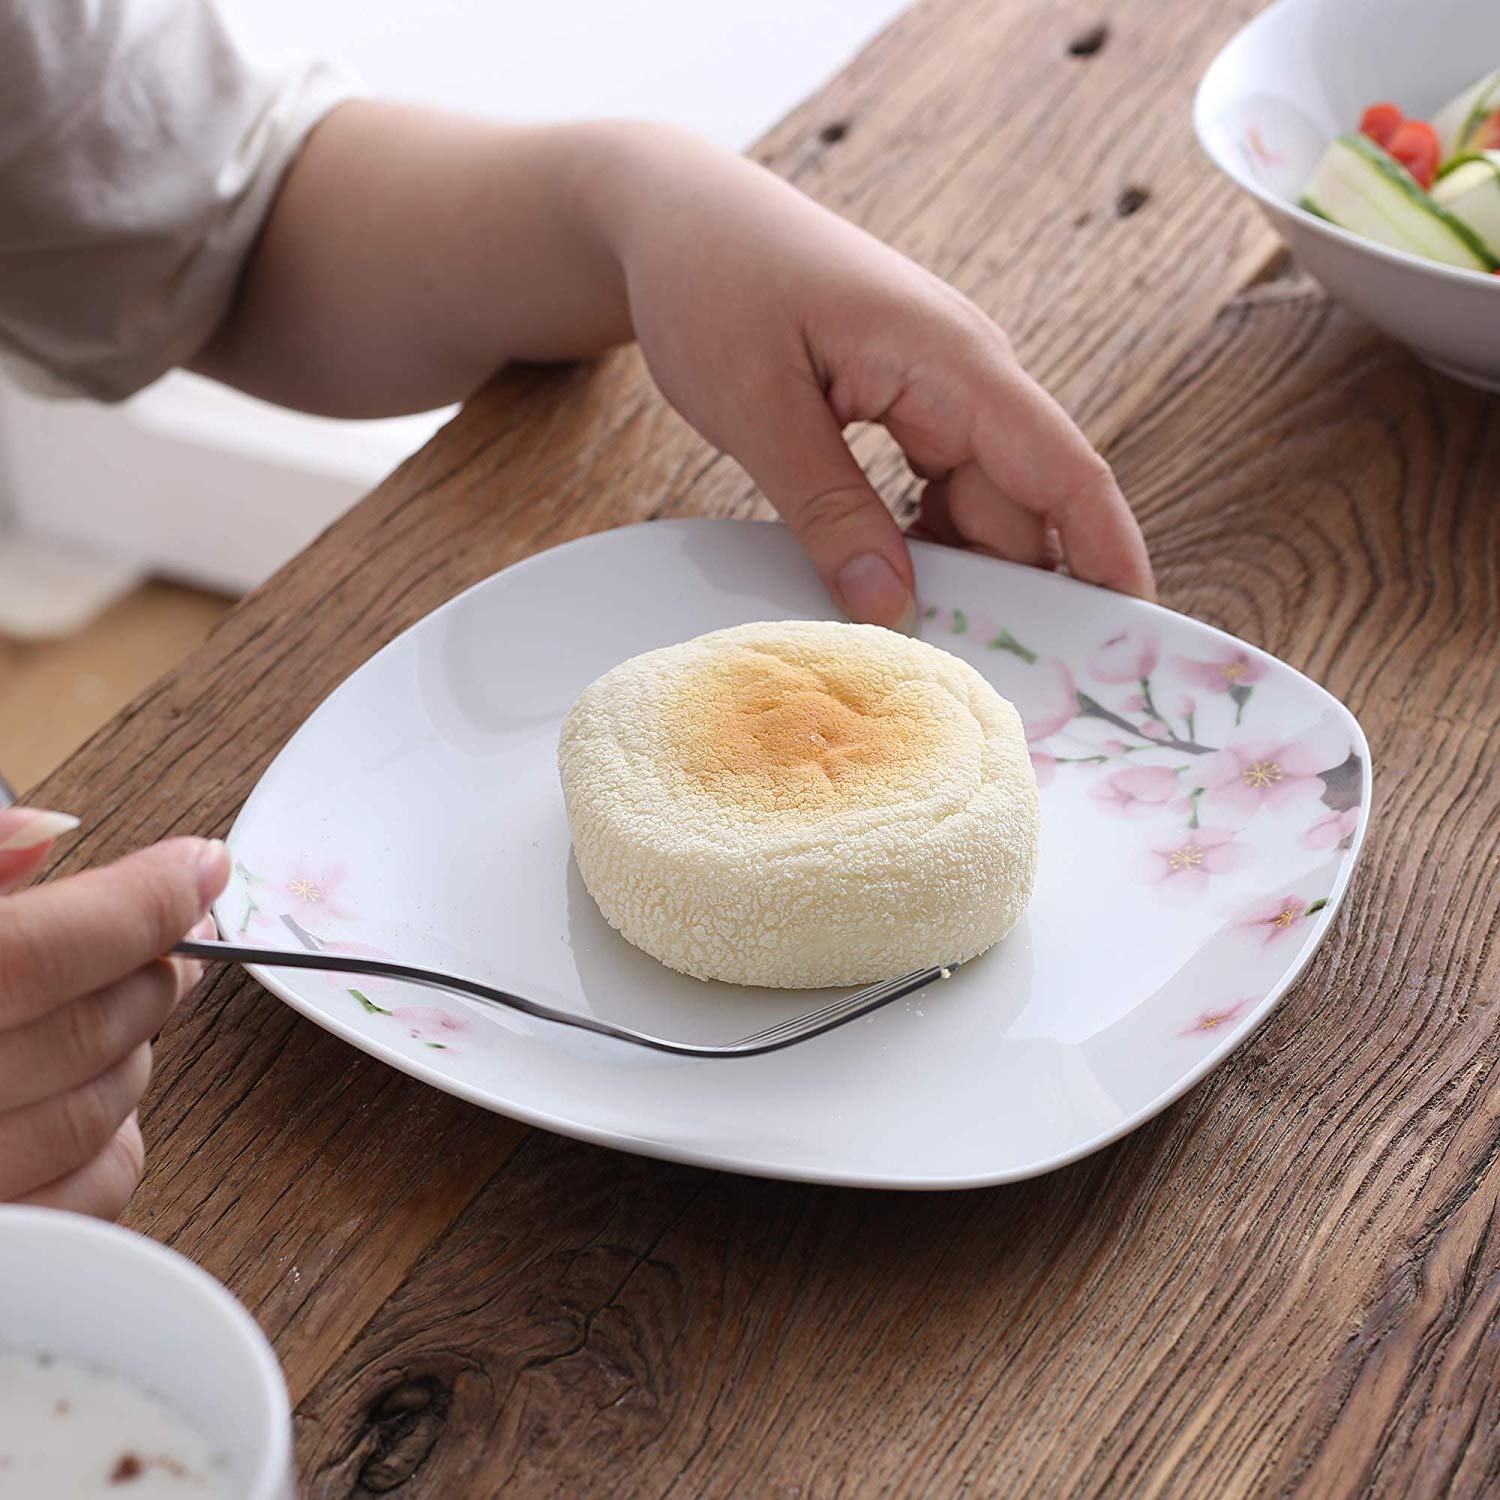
xmin=0 ymin=1 xmax=362 ymax=401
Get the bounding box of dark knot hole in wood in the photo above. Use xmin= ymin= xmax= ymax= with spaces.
xmin=818 ymin=119 xmax=850 ymax=144
xmin=357 ymin=1377 xmax=452 ymax=1494
xmin=1116 ymin=184 xmax=1151 ymax=217
xmin=1068 ymin=23 xmax=1109 ymax=57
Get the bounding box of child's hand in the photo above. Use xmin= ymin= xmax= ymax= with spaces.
xmin=593 ymin=126 xmax=1154 ymax=628
xmin=0 ymin=810 xmax=229 ymax=1219
xmin=197 ymin=109 xmax=1153 ymax=628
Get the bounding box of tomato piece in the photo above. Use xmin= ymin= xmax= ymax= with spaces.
xmin=1388 ymin=119 xmax=1441 ymax=188
xmin=1360 ymin=102 xmax=1405 ymax=148
xmin=1473 ymin=109 xmax=1500 ymax=151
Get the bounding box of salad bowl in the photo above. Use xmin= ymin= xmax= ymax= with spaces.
xmin=1195 ymin=0 xmax=1500 ymax=391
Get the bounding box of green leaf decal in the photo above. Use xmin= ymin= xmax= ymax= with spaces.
xmin=349 ymin=988 xmax=391 ymax=1016
xmin=987 ymin=629 xmax=1038 ymax=664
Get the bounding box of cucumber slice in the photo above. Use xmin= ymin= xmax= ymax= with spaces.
xmin=1433 ymin=68 xmax=1500 ymax=162
xmin=1300 ymin=134 xmax=1498 ymax=270
xmin=1432 ymin=151 xmax=1500 ymax=258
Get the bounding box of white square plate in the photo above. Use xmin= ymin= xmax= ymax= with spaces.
xmin=221 ymin=519 xmax=1370 ymax=1189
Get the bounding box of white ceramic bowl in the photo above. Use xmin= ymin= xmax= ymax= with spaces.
xmin=0 ymin=1206 xmax=293 ymax=1500
xmin=1195 ymin=0 xmax=1500 ymax=391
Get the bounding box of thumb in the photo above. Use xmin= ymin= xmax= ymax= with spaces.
xmin=731 ymin=389 xmax=916 ymax=630
xmin=0 ymin=808 xmax=81 ymax=894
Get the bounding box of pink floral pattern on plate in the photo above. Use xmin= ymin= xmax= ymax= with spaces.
xmin=1144 ymin=825 xmax=1244 ymax=894
xmin=391 ymin=1006 xmax=473 ymax=1044
xmin=1196 ymin=734 xmax=1335 ymax=825
xmin=225 ymin=861 xmax=471 ymax=1053
xmin=923 ymin=601 xmax=1363 ymax=1041
xmin=1180 ymin=997 xmax=1255 ymax=1038
xmin=1233 ymin=891 xmax=1328 ymax=948
xmin=234 ymin=858 xmax=355 ymax=939
xmin=1091 ymin=766 xmax=1179 ymax=820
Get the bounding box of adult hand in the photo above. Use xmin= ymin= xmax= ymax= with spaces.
xmin=599 ymin=126 xmax=1156 ymax=626
xmin=0 ymin=808 xmax=229 ymax=1219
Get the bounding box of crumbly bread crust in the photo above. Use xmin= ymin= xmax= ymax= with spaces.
xmin=559 ymin=621 xmax=1040 ymax=987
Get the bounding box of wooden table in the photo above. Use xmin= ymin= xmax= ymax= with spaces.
xmin=35 ymin=1 xmax=1500 ymax=1493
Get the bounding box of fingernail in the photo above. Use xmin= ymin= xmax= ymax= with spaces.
xmin=194 ymin=839 xmax=230 ymax=906
xmin=834 ymin=553 xmax=917 ymax=633
xmin=190 ymin=914 xmax=218 ymax=941
xmin=0 ymin=808 xmax=81 ymax=851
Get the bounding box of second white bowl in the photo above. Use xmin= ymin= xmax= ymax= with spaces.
xmin=0 ymin=1206 xmax=293 ymax=1500
xmin=1195 ymin=0 xmax=1500 ymax=391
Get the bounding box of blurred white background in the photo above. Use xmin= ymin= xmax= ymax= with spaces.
xmin=0 ymin=0 xmax=906 ymax=636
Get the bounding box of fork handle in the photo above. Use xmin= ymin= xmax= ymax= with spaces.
xmin=176 ymin=938 xmax=948 ymax=1059
xmin=175 ymin=937 xmax=719 ymax=1057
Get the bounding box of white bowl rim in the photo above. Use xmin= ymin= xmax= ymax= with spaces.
xmin=1193 ymin=0 xmax=1500 ymax=294
xmin=0 ymin=1205 xmax=292 ymax=1499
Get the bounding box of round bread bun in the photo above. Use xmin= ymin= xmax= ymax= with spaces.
xmin=558 ymin=620 xmax=1039 ymax=988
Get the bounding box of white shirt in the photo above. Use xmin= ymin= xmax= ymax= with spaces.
xmin=0 ymin=1 xmax=357 ymax=400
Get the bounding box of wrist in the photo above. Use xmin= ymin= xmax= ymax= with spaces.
xmin=565 ymin=120 xmax=732 ymax=269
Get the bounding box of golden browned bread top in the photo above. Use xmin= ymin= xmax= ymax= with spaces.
xmin=663 ymin=645 xmax=955 ymax=815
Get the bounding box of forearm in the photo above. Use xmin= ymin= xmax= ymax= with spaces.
xmin=192 ymin=103 xmax=648 ymax=417
xmin=192 ymin=98 xmax=1150 ymax=612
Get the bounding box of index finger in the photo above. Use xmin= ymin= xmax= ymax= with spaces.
xmin=0 ymin=837 xmax=229 ymax=1025
xmin=969 ymin=362 xmax=1155 ymax=600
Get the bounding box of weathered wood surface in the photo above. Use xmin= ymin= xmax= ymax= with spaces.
xmin=31 ymin=0 xmax=1500 ymax=1494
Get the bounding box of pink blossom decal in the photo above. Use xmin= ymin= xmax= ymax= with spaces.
xmin=1177 ymin=647 xmax=1268 ymax=695
xmin=279 ymin=860 xmax=355 ymax=922
xmin=1195 ymin=736 xmax=1331 ymax=824
xmin=235 ymin=856 xmax=356 ymax=937
xmin=1030 ymin=751 xmax=1057 ymax=788
xmin=1092 ymin=765 xmax=1180 ymax=819
xmin=1177 ymin=646 xmax=1268 ymax=724
xmin=1014 ymin=658 xmax=1079 ymax=744
xmin=1235 ymin=892 xmax=1328 ymax=947
xmin=391 ymin=1005 xmax=472 ymax=1050
xmin=1302 ymin=807 xmax=1359 ymax=851
xmin=1146 ymin=826 xmax=1244 ymax=894
xmin=1180 ymin=998 xmax=1254 ymax=1037
xmin=1089 ymin=628 xmax=1161 ymax=684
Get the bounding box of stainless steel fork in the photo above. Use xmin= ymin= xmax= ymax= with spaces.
xmin=175 ymin=936 xmax=958 ymax=1057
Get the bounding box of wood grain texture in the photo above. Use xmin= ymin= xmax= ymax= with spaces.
xmin=26 ymin=0 xmax=1500 ymax=1495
